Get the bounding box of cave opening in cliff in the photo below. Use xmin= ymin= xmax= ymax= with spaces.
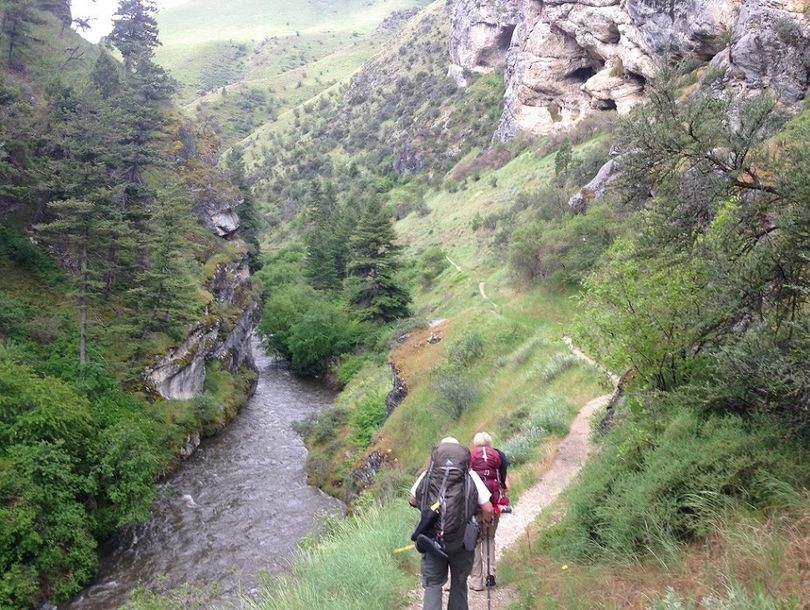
xmin=567 ymin=65 xmax=599 ymax=83
xmin=496 ymin=25 xmax=516 ymax=51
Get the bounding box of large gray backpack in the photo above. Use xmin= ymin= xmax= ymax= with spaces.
xmin=414 ymin=442 xmax=478 ymax=552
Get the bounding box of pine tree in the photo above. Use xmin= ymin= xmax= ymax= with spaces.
xmin=303 ymin=180 xmax=351 ymax=291
xmin=127 ymin=183 xmax=202 ymax=336
xmin=91 ymin=50 xmax=122 ymax=100
xmin=34 ymin=196 xmax=108 ymax=365
xmin=344 ymin=198 xmax=411 ymax=322
xmin=108 ymin=0 xmax=160 ymax=75
xmin=0 ymin=0 xmax=44 ymax=67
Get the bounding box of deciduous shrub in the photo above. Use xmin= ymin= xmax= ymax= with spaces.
xmin=433 ymin=370 xmax=480 ymax=420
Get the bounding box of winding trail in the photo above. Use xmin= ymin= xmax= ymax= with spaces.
xmin=404 ymin=340 xmax=617 ymax=610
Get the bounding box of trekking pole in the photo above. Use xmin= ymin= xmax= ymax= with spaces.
xmin=486 ymin=525 xmax=492 ymax=610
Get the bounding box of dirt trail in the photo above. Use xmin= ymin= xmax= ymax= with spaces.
xmin=403 ymin=340 xmax=616 ymax=610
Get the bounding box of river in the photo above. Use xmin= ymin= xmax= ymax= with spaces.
xmin=64 ymin=341 xmax=344 ymax=609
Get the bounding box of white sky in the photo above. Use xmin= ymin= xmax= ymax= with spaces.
xmin=71 ymin=0 xmax=189 ymax=43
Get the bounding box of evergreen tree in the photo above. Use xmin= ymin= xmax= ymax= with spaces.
xmin=226 ymin=145 xmax=261 ymax=271
xmin=303 ymin=180 xmax=350 ymax=290
xmin=91 ymin=50 xmax=122 ymax=100
xmin=0 ymin=0 xmax=44 ymax=67
xmin=344 ymin=198 xmax=411 ymax=322
xmin=34 ymin=196 xmax=105 ymax=365
xmin=107 ymin=0 xmax=175 ymax=204
xmin=108 ymin=0 xmax=160 ymax=76
xmin=127 ymin=183 xmax=202 ymax=336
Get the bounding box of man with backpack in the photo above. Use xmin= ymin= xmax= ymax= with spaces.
xmin=409 ymin=437 xmax=494 ymax=610
xmin=468 ymin=431 xmax=510 ymax=591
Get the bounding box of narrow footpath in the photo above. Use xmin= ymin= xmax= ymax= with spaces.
xmin=404 ymin=340 xmax=617 ymax=610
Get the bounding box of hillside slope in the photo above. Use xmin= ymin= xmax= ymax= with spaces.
xmin=0 ymin=1 xmax=259 ymax=606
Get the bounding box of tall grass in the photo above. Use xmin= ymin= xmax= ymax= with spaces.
xmin=542 ymin=406 xmax=810 ymax=564
xmin=245 ymin=502 xmax=416 ymax=610
xmin=540 ymin=352 xmax=581 ymax=382
xmin=500 ymin=393 xmax=577 ymax=465
xmin=651 ymin=585 xmax=803 ymax=609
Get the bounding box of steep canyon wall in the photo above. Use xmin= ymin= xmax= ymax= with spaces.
xmin=449 ymin=0 xmax=810 ymax=138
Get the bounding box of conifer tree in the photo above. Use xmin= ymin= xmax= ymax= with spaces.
xmin=107 ymin=0 xmax=175 ymax=204
xmin=0 ymin=0 xmax=44 ymax=67
xmin=303 ymin=180 xmax=352 ymax=291
xmin=128 ymin=183 xmax=201 ymax=336
xmin=91 ymin=50 xmax=122 ymax=100
xmin=344 ymin=198 xmax=411 ymax=322
xmin=226 ymin=145 xmax=261 ymax=270
xmin=34 ymin=196 xmax=108 ymax=365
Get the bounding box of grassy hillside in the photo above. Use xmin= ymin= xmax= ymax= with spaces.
xmin=180 ymin=18 xmax=408 ymax=147
xmin=155 ymin=0 xmax=430 ymax=105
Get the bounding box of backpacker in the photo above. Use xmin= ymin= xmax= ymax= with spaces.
xmin=470 ymin=446 xmax=502 ymax=506
xmin=414 ymin=441 xmax=478 ymax=553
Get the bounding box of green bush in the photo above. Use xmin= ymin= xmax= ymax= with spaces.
xmin=448 ymin=331 xmax=485 ymax=367
xmin=348 ymin=390 xmax=387 ymax=448
xmin=417 ymin=247 xmax=449 ymax=288
xmin=260 ymin=284 xmax=367 ymax=373
xmin=433 ymin=370 xmax=480 ymax=419
xmin=509 ymin=200 xmax=623 ymax=286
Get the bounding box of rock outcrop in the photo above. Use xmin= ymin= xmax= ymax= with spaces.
xmin=176 ymin=125 xmax=243 ymax=237
xmin=147 ymin=248 xmax=258 ymax=400
xmin=568 ymin=154 xmax=622 ymax=213
xmin=448 ymin=0 xmax=520 ymax=85
xmin=147 ymin=125 xmax=259 ymax=401
xmin=445 ymin=0 xmax=810 ymax=139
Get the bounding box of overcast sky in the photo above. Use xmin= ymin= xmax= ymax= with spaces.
xmin=71 ymin=0 xmax=189 ymax=43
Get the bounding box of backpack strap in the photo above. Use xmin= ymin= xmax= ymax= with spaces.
xmin=419 ymin=454 xmax=436 ymax=512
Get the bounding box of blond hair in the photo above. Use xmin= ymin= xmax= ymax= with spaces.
xmin=472 ymin=431 xmax=492 ymax=447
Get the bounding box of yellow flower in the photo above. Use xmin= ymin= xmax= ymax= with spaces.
xmin=561 ymin=564 xmax=569 ymax=571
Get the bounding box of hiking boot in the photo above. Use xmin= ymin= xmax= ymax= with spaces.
xmin=486 ymin=575 xmax=496 ymax=588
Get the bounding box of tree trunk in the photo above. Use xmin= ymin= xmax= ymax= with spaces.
xmin=79 ymin=241 xmax=88 ymax=366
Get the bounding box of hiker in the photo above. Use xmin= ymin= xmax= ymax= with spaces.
xmin=468 ymin=431 xmax=510 ymax=591
xmin=409 ymin=437 xmax=494 ymax=610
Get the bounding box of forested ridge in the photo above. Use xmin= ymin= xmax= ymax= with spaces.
xmin=0 ymin=1 xmax=258 ymax=607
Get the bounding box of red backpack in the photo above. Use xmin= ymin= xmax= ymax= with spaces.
xmin=470 ymin=446 xmax=502 ymax=505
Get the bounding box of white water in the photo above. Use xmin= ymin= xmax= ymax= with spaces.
xmin=64 ymin=341 xmax=343 ymax=609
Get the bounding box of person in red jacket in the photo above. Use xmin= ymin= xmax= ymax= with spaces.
xmin=468 ymin=431 xmax=510 ymax=591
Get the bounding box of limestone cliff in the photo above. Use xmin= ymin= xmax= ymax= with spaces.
xmin=449 ymin=0 xmax=810 ymax=138
xmin=448 ymin=0 xmax=520 ymax=85
xmin=146 ymin=126 xmax=259 ymax=401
